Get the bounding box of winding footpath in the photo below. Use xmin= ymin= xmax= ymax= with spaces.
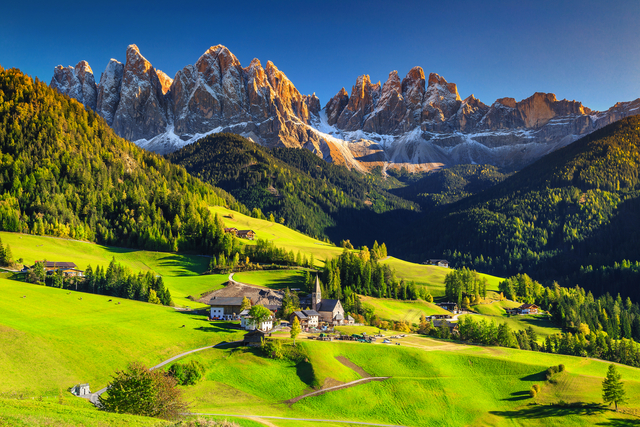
xmin=82 ymin=341 xmax=238 ymax=405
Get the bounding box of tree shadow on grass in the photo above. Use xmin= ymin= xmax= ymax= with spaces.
xmin=502 ymin=391 xmax=532 ymax=402
xmin=520 ymin=370 xmax=548 ymax=382
xmin=596 ymin=417 xmax=640 ymax=426
xmin=491 ymin=402 xmax=606 ymax=419
xmin=296 ymin=359 xmax=315 ymax=388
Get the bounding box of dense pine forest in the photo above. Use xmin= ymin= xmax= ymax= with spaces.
xmin=0 ymin=66 xmax=244 ymax=252
xmin=392 ymin=116 xmax=640 ymax=300
xmin=166 ymin=133 xmax=419 ymax=242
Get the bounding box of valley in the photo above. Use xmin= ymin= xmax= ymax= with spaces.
xmin=2 ymin=16 xmax=640 ymax=425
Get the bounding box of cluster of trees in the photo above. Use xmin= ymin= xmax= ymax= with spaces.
xmin=207 ymin=237 xmax=314 ymax=273
xmin=0 ymin=67 xmax=242 ymax=253
xmin=319 ymin=247 xmax=432 ymax=307
xmin=542 ymin=331 xmax=640 ymax=367
xmin=0 ymin=237 xmax=14 ymax=267
xmin=167 ymin=360 xmax=205 ymax=386
xmin=166 ymin=133 xmax=420 ymax=245
xmin=443 ymin=267 xmax=489 ymax=306
xmin=495 ymin=273 xmax=640 ymax=343
xmin=28 ymin=258 xmax=173 ymax=306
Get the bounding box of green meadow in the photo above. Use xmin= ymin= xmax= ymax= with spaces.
xmin=233 ymin=269 xmax=308 ymax=290
xmin=359 ymin=296 xmax=449 ymax=323
xmin=2 ymin=277 xmax=640 ymax=426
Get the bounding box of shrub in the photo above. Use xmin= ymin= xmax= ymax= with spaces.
xmin=558 ymin=364 xmax=566 ymax=372
xmin=529 ymin=387 xmax=537 ymax=398
xmin=532 ymin=384 xmax=541 ymax=393
xmin=168 ymin=360 xmax=206 ymax=386
xmin=99 ymin=362 xmax=187 ymax=420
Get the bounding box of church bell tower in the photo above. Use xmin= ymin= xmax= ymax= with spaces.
xmin=311 ymin=275 xmax=322 ymax=311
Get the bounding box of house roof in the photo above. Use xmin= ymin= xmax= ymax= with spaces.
xmin=318 ymin=299 xmax=341 ymax=312
xmin=208 ymin=297 xmax=244 ymax=306
xmin=302 ymin=310 xmax=320 ymax=317
xmin=292 ymin=311 xmax=307 ymax=319
xmin=519 ymin=304 xmax=539 ymax=309
xmin=35 ymin=261 xmax=77 ymax=269
xmin=334 ymin=312 xmax=344 ymax=321
xmin=346 ymin=315 xmax=354 ymax=321
xmin=198 ymin=282 xmax=284 ymax=308
xmin=237 ymin=229 xmax=255 ymax=234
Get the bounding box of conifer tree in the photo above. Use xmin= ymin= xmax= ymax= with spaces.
xmin=602 ymin=364 xmax=627 ymax=411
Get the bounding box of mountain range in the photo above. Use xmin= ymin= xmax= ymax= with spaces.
xmin=51 ymin=44 xmax=640 ymax=172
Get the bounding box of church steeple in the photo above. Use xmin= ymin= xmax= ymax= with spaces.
xmin=311 ymin=275 xmax=322 ymax=311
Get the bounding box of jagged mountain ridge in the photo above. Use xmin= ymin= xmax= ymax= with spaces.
xmin=51 ymin=45 xmax=640 ymax=172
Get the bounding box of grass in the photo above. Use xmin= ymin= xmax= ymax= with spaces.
xmin=210 ymin=206 xmax=345 ymax=266
xmin=381 ymin=257 xmax=503 ymax=297
xmin=0 ymin=231 xmax=225 ymax=308
xmin=472 ymin=299 xmax=521 ymax=316
xmin=359 ymin=296 xmax=449 ymax=323
xmin=233 ymin=269 xmax=308 ymax=291
xmin=0 ymin=278 xmax=244 ymax=397
xmin=3 ymin=278 xmax=640 ymax=426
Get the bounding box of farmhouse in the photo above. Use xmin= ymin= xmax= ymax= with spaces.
xmin=70 ymin=383 xmax=90 ymax=396
xmin=240 ymin=308 xmax=274 ymax=331
xmin=423 ymin=259 xmax=450 ymax=268
xmin=436 ymin=302 xmax=459 ymax=313
xmin=224 ymin=227 xmax=238 ymax=236
xmin=243 ymin=329 xmax=267 ymax=347
xmin=311 ymin=276 xmax=353 ymax=325
xmin=433 ymin=319 xmax=459 ymax=335
xmin=291 ymin=310 xmax=320 ymax=328
xmin=237 ymin=230 xmax=255 ymax=240
xmin=33 ymin=261 xmax=84 ymax=277
xmin=198 ymin=281 xmax=284 ymax=320
xmin=506 ymin=303 xmax=540 ymax=315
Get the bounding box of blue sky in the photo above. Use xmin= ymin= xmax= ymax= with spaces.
xmin=2 ymin=0 xmax=639 ymax=111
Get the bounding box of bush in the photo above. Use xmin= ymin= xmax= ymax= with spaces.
xmin=99 ymin=362 xmax=188 ymax=420
xmin=168 ymin=360 xmax=206 ymax=386
xmin=558 ymin=364 xmax=565 ymax=372
xmin=529 ymin=387 xmax=537 ymax=398
xmin=532 ymin=384 xmax=541 ymax=393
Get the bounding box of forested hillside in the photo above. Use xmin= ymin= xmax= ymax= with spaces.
xmin=388 ymin=164 xmax=511 ymax=208
xmin=393 ymin=115 xmax=640 ymax=299
xmin=0 ymin=66 xmax=243 ymax=252
xmin=167 ymin=133 xmax=419 ymax=242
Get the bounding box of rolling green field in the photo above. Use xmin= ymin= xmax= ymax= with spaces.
xmin=0 ymin=231 xmax=227 ymax=308
xmin=210 ymin=206 xmax=345 ymax=266
xmin=472 ymin=299 xmax=521 ymax=316
xmin=359 ymin=296 xmax=449 ymax=323
xmin=3 ymin=277 xmax=640 ymax=426
xmin=381 ymin=257 xmax=503 ymax=297
xmin=174 ymin=338 xmax=640 ymax=426
xmin=233 ymin=269 xmax=308 ymax=291
xmin=0 ymin=278 xmax=244 ymax=398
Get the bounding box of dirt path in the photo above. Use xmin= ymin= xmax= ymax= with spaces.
xmin=188 ymin=413 xmax=406 ymax=426
xmin=83 ymin=341 xmax=239 ymax=406
xmin=335 ymin=356 xmax=371 ymax=377
xmin=285 ymin=376 xmax=389 ymax=404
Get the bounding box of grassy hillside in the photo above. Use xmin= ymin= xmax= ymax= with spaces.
xmin=0 ymin=231 xmax=226 ymax=308
xmin=359 ymin=296 xmax=449 ymax=323
xmin=233 ymin=269 xmax=308 ymax=290
xmin=175 ymin=338 xmax=640 ymax=426
xmin=2 ymin=277 xmax=640 ymax=426
xmin=0 ymin=278 xmax=244 ymax=397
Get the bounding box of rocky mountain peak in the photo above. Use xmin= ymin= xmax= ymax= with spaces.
xmin=96 ymin=59 xmax=124 ymax=126
xmin=401 ymin=66 xmax=426 ymax=107
xmin=324 ymin=87 xmax=350 ymax=125
xmin=50 ymin=61 xmax=98 ymax=111
xmin=334 ymin=75 xmax=381 ymax=131
xmin=156 ymin=70 xmax=173 ymax=94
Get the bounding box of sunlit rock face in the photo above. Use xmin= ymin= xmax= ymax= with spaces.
xmin=52 ymin=46 xmax=640 ymax=172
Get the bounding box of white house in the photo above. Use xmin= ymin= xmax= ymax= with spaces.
xmin=240 ymin=309 xmax=274 ymax=331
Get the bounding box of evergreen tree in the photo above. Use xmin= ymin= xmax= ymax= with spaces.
xmin=602 ymin=364 xmax=627 ymax=411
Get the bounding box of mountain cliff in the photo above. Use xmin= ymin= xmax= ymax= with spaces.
xmin=52 ymin=45 xmax=640 ymax=172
